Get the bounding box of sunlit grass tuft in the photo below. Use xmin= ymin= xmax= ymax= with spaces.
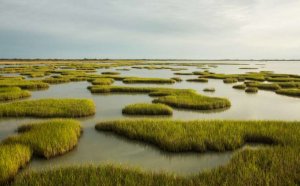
xmin=122 ymin=103 xmax=173 ymax=115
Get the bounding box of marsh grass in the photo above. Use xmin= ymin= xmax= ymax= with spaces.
xmin=245 ymin=87 xmax=258 ymax=93
xmin=3 ymin=119 xmax=82 ymax=158
xmin=123 ymin=77 xmax=176 ymax=84
xmin=89 ymin=85 xmax=231 ymax=110
xmin=223 ymin=78 xmax=238 ymax=84
xmin=0 ymin=99 xmax=95 ymax=118
xmin=17 ymin=119 xmax=297 ymax=185
xmin=232 ymin=84 xmax=246 ymax=90
xmin=266 ymin=77 xmax=300 ymax=82
xmin=0 ymin=79 xmax=49 ymax=90
xmin=91 ymin=78 xmax=114 ymax=85
xmin=0 ymin=144 xmax=32 ymax=184
xmin=122 ymin=103 xmax=173 ymax=115
xmin=42 ymin=77 xmax=71 ymax=84
xmin=186 ymin=78 xmax=208 ymax=83
xmin=246 ymin=82 xmax=281 ymax=90
xmin=0 ymin=87 xmax=31 ymax=101
xmin=95 ymin=119 xmax=300 ymax=152
xmin=276 ymin=89 xmax=300 ymax=97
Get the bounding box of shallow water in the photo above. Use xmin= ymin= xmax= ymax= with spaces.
xmin=0 ymin=60 xmax=299 ymax=175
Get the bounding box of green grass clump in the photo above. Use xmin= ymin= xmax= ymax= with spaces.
xmin=223 ymin=78 xmax=238 ymax=84
xmin=3 ymin=119 xmax=81 ymax=158
xmin=123 ymin=77 xmax=176 ymax=84
xmin=186 ymin=78 xmax=208 ymax=83
xmin=266 ymin=77 xmax=300 ymax=82
xmin=246 ymin=82 xmax=281 ymax=91
xmin=0 ymin=80 xmax=49 ymax=90
xmin=95 ymin=119 xmax=299 ymax=152
xmin=152 ymin=92 xmax=230 ymax=110
xmin=42 ymin=77 xmax=70 ymax=84
xmin=245 ymin=87 xmax=258 ymax=93
xmin=91 ymin=78 xmax=114 ymax=85
xmin=277 ymin=82 xmax=300 ymax=88
xmin=0 ymin=144 xmax=32 ymax=184
xmin=232 ymin=84 xmax=246 ymax=90
xmin=0 ymin=99 xmax=95 ymax=118
xmin=122 ymin=103 xmax=173 ymax=115
xmin=0 ymin=87 xmax=31 ymax=101
xmin=101 ymin=72 xmax=120 ymax=75
xmin=89 ymin=86 xmax=231 ymax=110
xmin=276 ymin=89 xmax=300 ymax=97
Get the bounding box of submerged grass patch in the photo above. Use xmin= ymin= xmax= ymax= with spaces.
xmin=0 ymin=87 xmax=31 ymax=101
xmin=3 ymin=119 xmax=82 ymax=158
xmin=0 ymin=144 xmax=32 ymax=184
xmin=89 ymin=85 xmax=231 ymax=110
xmin=122 ymin=103 xmax=173 ymax=115
xmin=123 ymin=77 xmax=176 ymax=84
xmin=0 ymin=99 xmax=95 ymax=118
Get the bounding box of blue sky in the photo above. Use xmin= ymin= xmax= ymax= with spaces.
xmin=1 ymin=0 xmax=300 ymax=59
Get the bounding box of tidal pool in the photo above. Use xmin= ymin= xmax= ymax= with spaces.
xmin=0 ymin=60 xmax=299 ymax=175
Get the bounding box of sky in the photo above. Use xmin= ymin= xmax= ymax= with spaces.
xmin=0 ymin=0 xmax=300 ymax=59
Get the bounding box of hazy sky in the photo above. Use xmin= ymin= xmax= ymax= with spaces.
xmin=1 ymin=0 xmax=300 ymax=59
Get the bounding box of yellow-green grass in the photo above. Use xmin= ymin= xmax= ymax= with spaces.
xmin=96 ymin=119 xmax=300 ymax=152
xmin=152 ymin=93 xmax=229 ymax=110
xmin=123 ymin=77 xmax=176 ymax=84
xmin=266 ymin=77 xmax=300 ymax=82
xmin=42 ymin=77 xmax=71 ymax=84
xmin=91 ymin=78 xmax=114 ymax=85
xmin=232 ymin=84 xmax=246 ymax=90
xmin=122 ymin=103 xmax=173 ymax=115
xmin=277 ymin=82 xmax=300 ymax=88
xmin=245 ymin=87 xmax=258 ymax=93
xmin=0 ymin=144 xmax=32 ymax=184
xmin=0 ymin=87 xmax=31 ymax=101
xmin=0 ymin=99 xmax=95 ymax=118
xmin=0 ymin=80 xmax=49 ymax=90
xmin=3 ymin=119 xmax=81 ymax=158
xmin=186 ymin=78 xmax=208 ymax=83
xmin=276 ymin=89 xmax=300 ymax=97
xmin=246 ymin=82 xmax=281 ymax=91
xmin=89 ymin=86 xmax=231 ymax=110
xmin=9 ymin=119 xmax=300 ymax=186
xmin=223 ymin=78 xmax=238 ymax=84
